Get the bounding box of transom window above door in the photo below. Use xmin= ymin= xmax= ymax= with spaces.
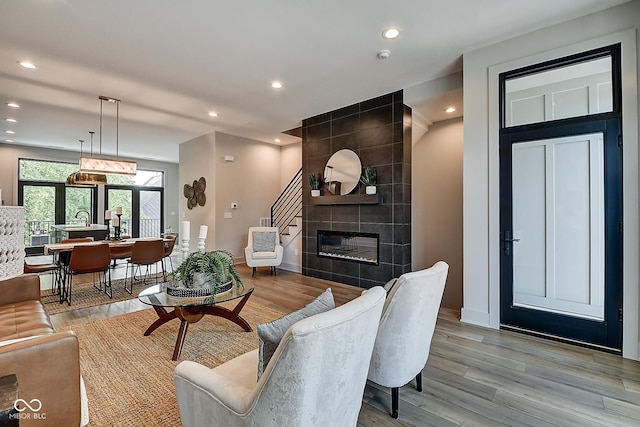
xmin=502 ymin=46 xmax=619 ymax=128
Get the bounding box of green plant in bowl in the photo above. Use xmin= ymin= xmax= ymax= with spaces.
xmin=171 ymin=250 xmax=242 ymax=296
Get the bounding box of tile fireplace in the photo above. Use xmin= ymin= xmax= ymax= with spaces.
xmin=302 ymin=90 xmax=412 ymax=288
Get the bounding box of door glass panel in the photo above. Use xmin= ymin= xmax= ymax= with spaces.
xmin=23 ymin=185 xmax=55 ymax=247
xmin=66 ymin=187 xmax=93 ymax=225
xmin=107 ymin=189 xmax=132 ymax=236
xmin=140 ymin=190 xmax=161 ymax=238
xmin=505 ymin=56 xmax=612 ymax=127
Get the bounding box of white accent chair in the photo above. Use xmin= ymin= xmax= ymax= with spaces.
xmin=174 ymin=286 xmax=386 ymax=427
xmin=367 ymin=261 xmax=449 ymax=418
xmin=244 ymin=226 xmax=283 ymax=277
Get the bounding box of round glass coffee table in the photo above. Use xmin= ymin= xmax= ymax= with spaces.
xmin=138 ymin=282 xmax=255 ymax=360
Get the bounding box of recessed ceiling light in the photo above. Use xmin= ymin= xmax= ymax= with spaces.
xmin=382 ymin=27 xmax=400 ymax=39
xmin=5 ymin=118 xmax=16 ymax=123
xmin=5 ymin=130 xmax=15 ymax=134
xmin=5 ymin=139 xmax=13 ymax=143
xmin=274 ymin=138 xmax=280 ymax=143
xmin=445 ymin=107 xmax=456 ymax=113
xmin=6 ymin=103 xmax=20 ymax=108
xmin=18 ymin=61 xmax=36 ymax=69
xmin=271 ymin=81 xmax=283 ymax=89
xmin=209 ymin=112 xmax=218 ymax=117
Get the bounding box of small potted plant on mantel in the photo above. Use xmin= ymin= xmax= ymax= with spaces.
xmin=360 ymin=165 xmax=378 ymax=195
xmin=309 ymin=173 xmax=321 ymax=197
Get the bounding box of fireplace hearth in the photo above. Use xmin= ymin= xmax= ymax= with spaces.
xmin=317 ymin=230 xmax=379 ymax=265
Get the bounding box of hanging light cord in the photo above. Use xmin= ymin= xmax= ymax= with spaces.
xmin=99 ymin=98 xmax=103 ymax=157
xmin=116 ymin=99 xmax=119 ymax=160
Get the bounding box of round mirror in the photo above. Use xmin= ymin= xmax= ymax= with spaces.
xmin=324 ymin=149 xmax=362 ymax=195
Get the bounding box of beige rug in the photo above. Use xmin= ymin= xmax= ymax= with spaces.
xmin=43 ymin=272 xmax=164 ymax=315
xmin=63 ymin=301 xmax=285 ymax=426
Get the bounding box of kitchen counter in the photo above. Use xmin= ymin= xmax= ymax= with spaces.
xmin=53 ymin=224 xmax=109 ymax=241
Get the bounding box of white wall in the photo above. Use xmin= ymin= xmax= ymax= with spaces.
xmin=179 ymin=131 xmax=284 ymax=259
xmin=463 ymin=2 xmax=639 ymax=359
xmin=412 ymin=117 xmax=463 ymax=310
xmin=280 ymin=142 xmax=302 ymax=189
xmin=0 ymin=142 xmax=180 ymax=230
xmin=179 ymin=132 xmax=216 ymax=254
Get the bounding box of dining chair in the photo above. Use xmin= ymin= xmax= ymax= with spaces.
xmin=109 ymin=244 xmax=133 ymax=268
xmin=58 ymin=237 xmax=95 ymax=268
xmin=24 ymin=256 xmax=60 ymax=296
xmin=161 ymin=234 xmax=177 ymax=281
xmin=124 ymin=239 xmax=165 ymax=294
xmin=64 ymin=243 xmax=112 ymax=304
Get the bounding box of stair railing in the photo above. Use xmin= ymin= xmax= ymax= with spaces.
xmin=271 ymin=168 xmax=302 ymax=235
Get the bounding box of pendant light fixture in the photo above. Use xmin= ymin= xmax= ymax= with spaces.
xmin=80 ymin=96 xmax=137 ymax=175
xmin=66 ymin=134 xmax=108 ymax=186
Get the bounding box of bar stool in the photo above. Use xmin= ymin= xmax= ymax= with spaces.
xmin=125 ymin=239 xmax=165 ymax=294
xmin=64 ymin=243 xmax=112 ymax=304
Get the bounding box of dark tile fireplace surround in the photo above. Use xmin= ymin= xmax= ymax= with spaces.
xmin=302 ymin=90 xmax=412 ymax=289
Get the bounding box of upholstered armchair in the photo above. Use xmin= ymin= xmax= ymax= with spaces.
xmin=174 ymin=286 xmax=386 ymax=427
xmin=367 ymin=261 xmax=449 ymax=418
xmin=244 ymin=226 xmax=283 ymax=276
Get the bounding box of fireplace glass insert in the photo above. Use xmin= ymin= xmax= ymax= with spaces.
xmin=317 ymin=230 xmax=379 ymax=265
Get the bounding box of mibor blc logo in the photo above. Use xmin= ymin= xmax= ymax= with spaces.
xmin=11 ymin=398 xmax=47 ymax=420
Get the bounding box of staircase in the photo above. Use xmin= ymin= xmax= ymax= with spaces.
xmin=270 ymin=168 xmax=302 ymax=273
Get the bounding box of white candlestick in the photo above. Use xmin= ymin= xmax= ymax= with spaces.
xmin=181 ymin=221 xmax=190 ymax=240
xmin=112 ymin=216 xmax=119 ymax=227
xmin=198 ymin=237 xmax=206 ymax=253
xmin=181 ymin=238 xmax=190 ymax=261
xmin=105 ymin=210 xmax=111 ymax=220
xmin=116 ymin=206 xmax=123 ymax=214
xmin=198 ymin=225 xmax=208 ymax=239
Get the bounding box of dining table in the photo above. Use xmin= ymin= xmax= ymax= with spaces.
xmin=43 ymin=237 xmax=171 ymax=304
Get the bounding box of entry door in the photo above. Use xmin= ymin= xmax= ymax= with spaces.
xmin=513 ymin=133 xmax=604 ymax=320
xmin=500 ymin=120 xmax=622 ymax=350
xmin=499 ymin=44 xmax=623 ymax=351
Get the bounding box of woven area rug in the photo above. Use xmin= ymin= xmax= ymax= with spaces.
xmin=43 ymin=272 xmax=164 ymax=315
xmin=63 ymin=301 xmax=286 ymax=427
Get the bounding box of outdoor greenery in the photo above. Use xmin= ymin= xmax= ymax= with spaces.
xmin=19 ymin=159 xmax=134 ymax=226
xmin=19 ymin=159 xmax=136 ymax=238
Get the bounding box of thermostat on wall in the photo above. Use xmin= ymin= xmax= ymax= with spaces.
xmin=224 ymin=155 xmax=235 ymax=162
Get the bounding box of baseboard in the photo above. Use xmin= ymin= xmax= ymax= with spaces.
xmin=460 ymin=307 xmax=493 ymax=328
xmin=278 ymin=262 xmax=301 ymax=274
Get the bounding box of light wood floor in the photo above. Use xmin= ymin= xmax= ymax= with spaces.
xmin=47 ymin=262 xmax=640 ymax=427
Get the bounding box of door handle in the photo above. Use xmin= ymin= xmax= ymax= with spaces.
xmin=503 ymin=231 xmax=520 ymax=256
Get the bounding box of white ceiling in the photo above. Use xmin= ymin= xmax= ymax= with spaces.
xmin=0 ymin=0 xmax=630 ymax=163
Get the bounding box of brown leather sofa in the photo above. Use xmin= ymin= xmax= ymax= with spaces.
xmin=0 ymin=274 xmax=81 ymax=426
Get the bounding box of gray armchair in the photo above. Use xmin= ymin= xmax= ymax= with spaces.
xmin=367 ymin=261 xmax=449 ymax=418
xmin=174 ymin=286 xmax=386 ymax=427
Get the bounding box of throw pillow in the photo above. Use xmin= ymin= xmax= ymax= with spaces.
xmin=253 ymin=231 xmax=276 ymax=252
xmin=257 ymin=288 xmax=335 ymax=380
